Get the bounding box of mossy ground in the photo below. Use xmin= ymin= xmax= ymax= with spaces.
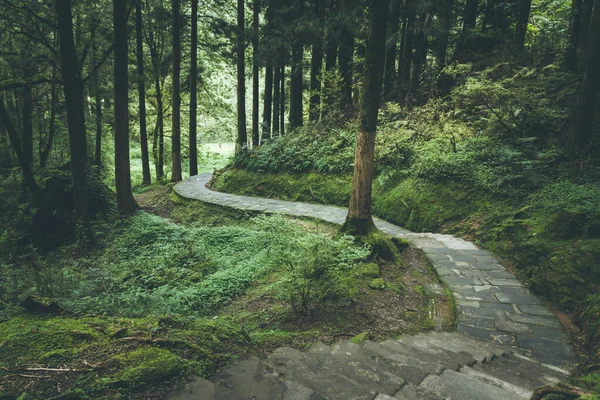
xmin=211 ymin=168 xmax=600 ymax=382
xmin=0 ymin=184 xmax=451 ymax=399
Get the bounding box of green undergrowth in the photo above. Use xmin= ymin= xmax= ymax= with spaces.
xmin=211 ymin=168 xmax=600 ymax=362
xmin=1 ymin=187 xmax=450 ymax=398
xmin=0 ymin=315 xmax=250 ymax=398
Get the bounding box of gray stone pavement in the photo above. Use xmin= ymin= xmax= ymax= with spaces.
xmin=174 ymin=173 xmax=577 ymax=368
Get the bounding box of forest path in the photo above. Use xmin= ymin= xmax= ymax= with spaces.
xmin=174 ymin=173 xmax=576 ymax=369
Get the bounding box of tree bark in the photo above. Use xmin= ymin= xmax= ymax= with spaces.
xmin=579 ymin=0 xmax=594 ymax=54
xmin=310 ymin=0 xmax=325 ymax=122
xmin=114 ymin=0 xmax=139 ymax=215
xmin=410 ymin=9 xmax=430 ymax=100
xmin=190 ymin=0 xmax=198 ymax=175
xmin=272 ymin=63 xmax=281 ymax=136
xmin=136 ymin=0 xmax=151 ymax=185
xmin=263 ymin=64 xmax=273 ymax=141
xmin=384 ymin=0 xmax=401 ymax=100
xmin=237 ymin=0 xmax=248 ymax=150
xmin=566 ymin=0 xmax=582 ymax=70
xmin=55 ymin=0 xmax=95 ymax=245
xmin=41 ymin=67 xmax=57 ymax=168
xmin=290 ymin=40 xmax=304 ymax=129
xmin=252 ymin=0 xmax=260 ymax=147
xmin=572 ymin=0 xmax=600 ymax=152
xmin=343 ymin=0 xmax=390 ymax=234
xmin=436 ymin=0 xmax=454 ymax=70
xmin=280 ymin=64 xmax=286 ymax=136
xmin=22 ymin=84 xmax=33 ymax=168
xmin=514 ymin=0 xmax=532 ymax=52
xmin=0 ymin=97 xmax=42 ymax=206
xmin=462 ymin=0 xmax=479 ymax=32
xmin=338 ymin=0 xmax=355 ymax=110
xmin=153 ymin=75 xmax=164 ymax=180
xmin=171 ymin=0 xmax=182 ymax=181
xmin=399 ymin=0 xmax=415 ymax=102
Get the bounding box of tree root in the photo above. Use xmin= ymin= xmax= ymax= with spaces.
xmin=530 ymin=383 xmax=592 ymax=400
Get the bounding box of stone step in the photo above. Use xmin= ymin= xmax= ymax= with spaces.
xmin=266 ymin=346 xmax=388 ymax=400
xmin=387 ymin=335 xmax=478 ymax=366
xmin=358 ymin=340 xmax=436 ymax=385
xmin=470 ymin=353 xmax=569 ymax=390
xmin=408 ymin=332 xmax=498 ymax=363
xmin=304 ymin=341 xmax=406 ymax=397
xmin=459 ymin=365 xmax=533 ymax=398
xmin=418 ymin=369 xmax=528 ymax=400
xmin=392 ymin=383 xmax=445 ymax=400
xmin=429 ymin=331 xmax=507 ymax=361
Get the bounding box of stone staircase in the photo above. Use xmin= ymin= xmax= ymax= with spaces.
xmin=168 ymin=331 xmax=570 ymax=400
xmin=169 ymin=174 xmax=578 ymax=399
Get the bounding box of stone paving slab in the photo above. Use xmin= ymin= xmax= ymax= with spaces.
xmin=173 ymin=173 xmax=577 ymax=368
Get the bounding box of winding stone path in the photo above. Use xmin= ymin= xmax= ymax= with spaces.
xmin=172 ymin=173 xmax=578 ymax=399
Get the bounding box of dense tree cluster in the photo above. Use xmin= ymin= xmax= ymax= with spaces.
xmin=0 ymin=0 xmax=598 ymax=243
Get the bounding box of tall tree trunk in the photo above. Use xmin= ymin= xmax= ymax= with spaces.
xmin=338 ymin=0 xmax=355 ymax=110
xmin=94 ymin=86 xmax=102 ymax=166
xmin=566 ymin=0 xmax=583 ymax=70
xmin=252 ymin=0 xmax=260 ymax=147
xmin=410 ymin=7 xmax=431 ymax=101
xmin=463 ymin=0 xmax=479 ymax=32
xmin=237 ymin=0 xmax=248 ymax=150
xmin=572 ymin=0 xmax=600 ymax=152
xmin=190 ymin=0 xmax=198 ymax=175
xmin=136 ymin=0 xmax=151 ymax=185
xmin=22 ymin=84 xmax=33 ymax=168
xmin=280 ymin=64 xmax=286 ymax=136
xmin=263 ymin=64 xmax=273 ymax=141
xmin=290 ymin=41 xmax=304 ymax=129
xmin=0 ymin=98 xmax=42 ymax=206
xmin=272 ymin=63 xmax=281 ymax=136
xmin=436 ymin=0 xmax=454 ymax=70
xmin=114 ymin=0 xmax=139 ymax=215
xmin=41 ymin=66 xmax=58 ymax=168
xmin=310 ymin=0 xmax=325 ymax=122
xmin=171 ymin=0 xmax=182 ymax=181
xmin=514 ymin=0 xmax=532 ymax=52
xmin=399 ymin=0 xmax=415 ymax=102
xmin=55 ymin=0 xmax=95 ymax=245
xmin=342 ymin=0 xmax=390 ymax=234
xmin=153 ymin=75 xmax=165 ymax=180
xmin=384 ymin=0 xmax=401 ymax=100
xmin=579 ymin=0 xmax=594 ymax=54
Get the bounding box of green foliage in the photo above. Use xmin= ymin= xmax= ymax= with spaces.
xmin=254 ymin=216 xmax=370 ymax=314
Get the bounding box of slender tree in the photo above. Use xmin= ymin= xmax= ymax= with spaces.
xmin=114 ymin=0 xmax=139 ymax=215
xmin=136 ymin=0 xmax=151 ymax=185
xmin=514 ymin=0 xmax=532 ymax=52
xmin=55 ymin=0 xmax=95 ymax=244
xmin=273 ymin=62 xmax=281 ymax=136
xmin=171 ymin=0 xmax=182 ymax=181
xmin=309 ymin=0 xmax=325 ymax=121
xmin=462 ymin=0 xmax=479 ymax=32
xmin=342 ymin=0 xmax=390 ymax=236
xmin=237 ymin=0 xmax=248 ymax=150
xmin=280 ymin=64 xmax=286 ymax=136
xmin=290 ymin=40 xmax=304 ymax=129
xmin=190 ymin=0 xmax=198 ymax=175
xmin=566 ymin=0 xmax=582 ymax=70
xmin=338 ymin=0 xmax=355 ymax=109
xmin=252 ymin=0 xmax=260 ymax=147
xmin=572 ymin=0 xmax=600 ymax=152
xmin=398 ymin=0 xmax=415 ymax=102
xmin=383 ymin=0 xmax=401 ymax=99
xmin=435 ymin=0 xmax=454 ymax=70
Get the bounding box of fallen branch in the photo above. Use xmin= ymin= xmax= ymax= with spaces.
xmin=20 ymin=367 xmax=93 ymax=373
xmin=6 ymin=374 xmax=52 ymax=379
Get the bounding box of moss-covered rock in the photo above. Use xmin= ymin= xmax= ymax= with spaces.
xmin=358 ymin=262 xmax=380 ymax=278
xmin=350 ymin=332 xmax=372 ymax=343
xmin=369 ymin=278 xmax=385 ymax=290
xmin=107 ymin=347 xmax=184 ymax=387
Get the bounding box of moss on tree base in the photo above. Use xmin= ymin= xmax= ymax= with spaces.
xmin=340 ymin=216 xmax=402 ymax=263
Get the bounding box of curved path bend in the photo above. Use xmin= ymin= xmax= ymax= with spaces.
xmin=174 ymin=173 xmax=576 ymax=369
